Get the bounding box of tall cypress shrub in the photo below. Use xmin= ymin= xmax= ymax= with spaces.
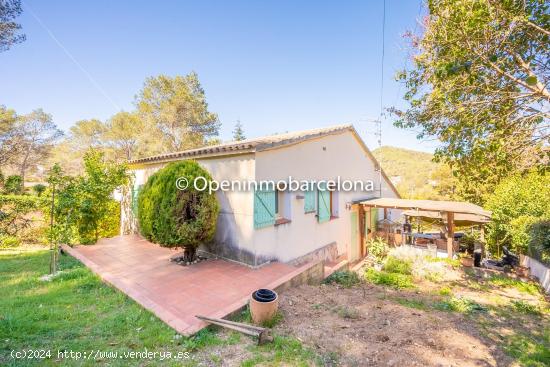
xmin=137 ymin=161 xmax=219 ymax=261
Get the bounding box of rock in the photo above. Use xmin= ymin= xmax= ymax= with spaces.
xmin=376 ymin=334 xmax=390 ymax=342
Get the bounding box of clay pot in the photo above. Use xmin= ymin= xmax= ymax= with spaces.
xmin=250 ymin=289 xmax=278 ymax=325
xmin=516 ymin=266 xmax=530 ymax=278
xmin=461 ymin=257 xmax=474 ymax=267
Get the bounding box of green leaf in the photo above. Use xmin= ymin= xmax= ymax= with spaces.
xmin=525 ymin=75 xmax=537 ymax=86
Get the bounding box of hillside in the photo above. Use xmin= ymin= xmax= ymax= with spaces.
xmin=372 ymin=146 xmax=451 ymax=200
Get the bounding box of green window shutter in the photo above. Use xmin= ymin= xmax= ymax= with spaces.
xmin=317 ymin=183 xmax=330 ymax=223
xmin=304 ymin=188 xmax=316 ymax=213
xmin=132 ymin=185 xmax=142 ymax=216
xmin=254 ymin=188 xmax=276 ymax=229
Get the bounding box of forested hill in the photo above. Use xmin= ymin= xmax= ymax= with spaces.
xmin=372 ymin=146 xmax=451 ymax=200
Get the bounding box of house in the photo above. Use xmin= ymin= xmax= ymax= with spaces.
xmin=122 ymin=124 xmax=400 ymax=267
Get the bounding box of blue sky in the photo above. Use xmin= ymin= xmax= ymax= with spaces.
xmin=1 ymin=0 xmax=437 ymax=152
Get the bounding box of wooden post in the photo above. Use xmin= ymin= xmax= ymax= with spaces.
xmin=479 ymin=225 xmax=486 ymax=258
xmin=446 ymin=212 xmax=454 ymax=259
xmin=358 ymin=204 xmax=366 ymax=257
xmin=366 ymin=206 xmax=372 ymax=241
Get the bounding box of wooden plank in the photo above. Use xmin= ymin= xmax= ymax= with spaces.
xmin=195 ymin=315 xmax=273 ymax=345
xmin=446 ymin=212 xmax=454 ymax=259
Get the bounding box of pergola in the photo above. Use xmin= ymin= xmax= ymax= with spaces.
xmin=356 ymin=198 xmax=492 ymax=259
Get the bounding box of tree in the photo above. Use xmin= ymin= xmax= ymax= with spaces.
xmin=13 ymin=109 xmax=63 ymax=183
xmin=485 ymin=170 xmax=550 ymax=255
xmin=0 ymin=0 xmax=25 ymax=52
xmin=393 ymin=0 xmax=549 ymax=204
xmin=103 ymin=111 xmax=145 ymax=161
xmin=69 ymin=119 xmax=105 ymax=149
xmin=136 ymin=73 xmax=220 ymax=153
xmin=137 ymin=161 xmax=219 ymax=262
xmin=47 ymin=151 xmax=129 ymax=245
xmin=0 ymin=105 xmax=20 ymax=167
xmin=75 ymin=150 xmax=128 ymax=243
xmin=232 ymin=120 xmax=246 ymax=141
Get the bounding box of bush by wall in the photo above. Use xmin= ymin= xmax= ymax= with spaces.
xmin=137 ymin=161 xmax=219 ymax=259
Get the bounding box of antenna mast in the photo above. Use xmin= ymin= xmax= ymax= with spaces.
xmin=374 ymin=118 xmax=382 ymax=197
xmin=376 ymin=0 xmax=386 ymax=198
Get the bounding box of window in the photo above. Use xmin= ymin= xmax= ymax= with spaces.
xmin=317 ymin=183 xmax=330 ymax=223
xmin=304 ymin=188 xmax=316 ymax=213
xmin=253 ymin=188 xmax=276 ymax=229
xmin=253 ymin=188 xmax=291 ymax=229
xmin=317 ymin=182 xmax=338 ymax=223
xmin=275 ymin=190 xmax=291 ymax=224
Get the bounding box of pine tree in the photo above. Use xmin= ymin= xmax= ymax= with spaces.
xmin=232 ymin=120 xmax=245 ymax=141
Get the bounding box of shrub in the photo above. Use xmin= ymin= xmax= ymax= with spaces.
xmin=0 ymin=195 xmax=46 ymax=242
xmin=138 ymin=161 xmax=219 ymax=261
xmin=511 ymin=300 xmax=540 ymax=315
xmin=334 ymin=305 xmax=361 ymax=319
xmin=487 ymin=274 xmax=540 ymax=295
xmin=4 ymin=175 xmax=23 ymax=195
xmin=0 ymin=234 xmax=20 ymax=248
xmin=32 ymin=184 xmax=47 ymax=197
xmin=459 ymin=232 xmax=484 ymax=254
xmin=323 ymin=270 xmax=361 ymax=288
xmin=383 ymin=256 xmax=413 ymax=275
xmin=433 ymin=296 xmax=487 ymax=313
xmin=365 ymin=268 xmax=414 ymax=289
xmin=367 ymin=237 xmax=389 ymax=262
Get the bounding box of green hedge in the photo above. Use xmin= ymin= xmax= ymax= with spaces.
xmin=528 ymin=220 xmax=550 ymax=266
xmin=137 ymin=161 xmax=219 ymax=249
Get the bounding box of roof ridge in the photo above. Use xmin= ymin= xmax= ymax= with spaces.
xmin=128 ymin=123 xmax=353 ymax=164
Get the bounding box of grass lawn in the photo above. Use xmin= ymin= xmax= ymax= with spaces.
xmin=0 ymin=249 xmax=319 ymax=366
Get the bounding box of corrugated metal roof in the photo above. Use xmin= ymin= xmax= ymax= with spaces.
xmin=401 ymin=210 xmax=491 ymax=225
xmin=360 ymin=197 xmax=491 ymax=217
xmin=128 ymin=124 xmax=354 ymax=165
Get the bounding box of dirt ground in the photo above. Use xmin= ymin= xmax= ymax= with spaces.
xmin=191 ymin=264 xmax=549 ymax=367
xmin=276 ymin=283 xmax=510 ymax=367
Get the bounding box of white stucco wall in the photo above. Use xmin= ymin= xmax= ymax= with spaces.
xmin=126 ymin=153 xmax=256 ymax=262
xmin=124 ymin=130 xmax=399 ymax=266
xmin=252 ymin=130 xmax=399 ymax=264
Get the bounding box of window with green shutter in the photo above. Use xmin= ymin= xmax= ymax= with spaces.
xmin=254 ymin=188 xmax=276 ymax=229
xmin=317 ymin=183 xmax=330 ymax=223
xmin=304 ymin=188 xmax=316 ymax=213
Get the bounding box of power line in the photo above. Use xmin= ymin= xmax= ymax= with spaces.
xmin=22 ymin=1 xmax=121 ymax=111
xmin=379 ymin=0 xmax=386 ymax=121
xmin=376 ymin=0 xmax=386 ymax=197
